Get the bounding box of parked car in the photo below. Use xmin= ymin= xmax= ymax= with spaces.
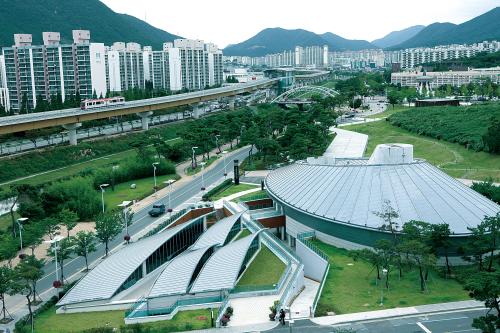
xmin=148 ymin=204 xmax=166 ymax=217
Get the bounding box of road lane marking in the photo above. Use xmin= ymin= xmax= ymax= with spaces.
xmin=424 ymin=316 xmax=468 ymax=323
xmin=417 ymin=322 xmax=432 ymax=333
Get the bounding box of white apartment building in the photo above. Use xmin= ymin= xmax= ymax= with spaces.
xmin=0 ymin=55 xmax=9 ymax=111
xmin=391 ymin=67 xmax=500 ymax=89
xmin=295 ymin=45 xmax=328 ymax=68
xmin=1 ymin=30 xmax=106 ymax=112
xmin=106 ymin=42 xmax=145 ymax=92
xmin=398 ymin=41 xmax=500 ymax=69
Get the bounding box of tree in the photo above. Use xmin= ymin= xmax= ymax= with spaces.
xmin=464 ymin=271 xmax=500 ymax=321
xmin=463 ymin=214 xmax=499 ymax=272
xmin=58 ymin=208 xmax=79 ymax=238
xmin=12 ymin=256 xmax=44 ymax=330
xmin=95 ymin=212 xmax=122 ymax=256
xmin=0 ymin=266 xmax=14 ymax=323
xmin=399 ymin=239 xmax=436 ymax=292
xmin=387 ymin=90 xmax=400 ymax=109
xmin=73 ymin=231 xmax=97 ymax=271
xmin=42 ymin=217 xmax=61 ymax=240
xmin=429 ymin=224 xmax=452 ymax=276
xmin=471 ymin=315 xmax=500 ymax=333
xmin=0 ymin=234 xmax=18 ymax=268
xmin=47 ymin=237 xmax=74 ymax=284
xmin=22 ymin=224 xmax=45 ymax=256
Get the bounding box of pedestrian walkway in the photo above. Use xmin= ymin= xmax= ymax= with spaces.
xmin=311 ymin=300 xmax=484 ymax=326
xmin=228 ymin=295 xmax=279 ymax=327
xmin=289 ymin=278 xmax=319 ymax=319
xmin=213 ymin=187 xmax=261 ymax=209
xmin=324 ymin=128 xmax=368 ymax=158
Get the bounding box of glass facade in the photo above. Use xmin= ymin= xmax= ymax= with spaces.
xmin=145 ymin=217 xmax=204 ymax=274
xmin=224 ymin=218 xmax=241 ymax=246
xmin=237 ymin=236 xmax=260 ymax=278
xmin=113 ymin=266 xmax=143 ymax=296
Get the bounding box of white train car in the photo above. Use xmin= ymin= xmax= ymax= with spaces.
xmin=80 ymin=97 xmax=125 ymax=110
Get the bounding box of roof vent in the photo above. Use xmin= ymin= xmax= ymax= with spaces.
xmin=368 ymin=144 xmax=414 ymax=165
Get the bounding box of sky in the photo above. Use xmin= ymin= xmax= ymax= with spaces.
xmin=101 ymin=0 xmax=500 ymax=48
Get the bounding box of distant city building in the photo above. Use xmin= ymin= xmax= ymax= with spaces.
xmin=1 ymin=30 xmax=106 ymax=111
xmin=397 ymin=41 xmax=500 ymax=69
xmin=0 ymin=55 xmax=9 ymax=111
xmin=391 ymin=67 xmax=500 ymax=89
xmin=223 ymin=68 xmax=264 ymax=83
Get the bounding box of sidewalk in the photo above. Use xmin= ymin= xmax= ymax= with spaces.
xmin=325 ymin=128 xmax=368 ymax=158
xmin=311 ymin=300 xmax=484 ymax=326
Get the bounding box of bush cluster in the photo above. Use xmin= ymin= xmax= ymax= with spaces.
xmin=388 ymin=104 xmax=500 ymax=153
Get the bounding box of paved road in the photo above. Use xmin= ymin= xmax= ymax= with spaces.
xmin=34 ymin=146 xmax=252 ymax=294
xmin=269 ymin=309 xmax=487 ymax=333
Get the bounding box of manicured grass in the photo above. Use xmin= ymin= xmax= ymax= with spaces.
xmin=311 ymin=240 xmax=470 ymax=315
xmin=103 ymin=174 xmax=179 ymax=209
xmin=211 ymin=184 xmax=259 ymax=201
xmin=34 ymin=306 xmax=216 ymax=333
xmin=186 ymin=156 xmax=219 ymax=176
xmin=235 ymin=190 xmax=268 ymax=202
xmin=346 ymin=120 xmax=500 ymax=181
xmin=365 ymin=105 xmax=408 ymax=119
xmin=233 ymin=228 xmax=251 ymax=241
xmin=237 ymin=245 xmax=286 ymax=287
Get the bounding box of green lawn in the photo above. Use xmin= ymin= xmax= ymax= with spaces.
xmin=186 ymin=156 xmax=219 ymax=176
xmin=311 ymin=240 xmax=470 ymax=315
xmin=233 ymin=228 xmax=251 ymax=241
xmin=235 ymin=190 xmax=268 ymax=202
xmin=365 ymin=105 xmax=408 ymax=119
xmin=103 ymin=174 xmax=179 ymax=209
xmin=346 ymin=121 xmax=500 ymax=181
xmin=211 ymin=184 xmax=259 ymax=201
xmin=34 ymin=306 xmax=216 ymax=333
xmin=237 ymin=245 xmax=286 ymax=287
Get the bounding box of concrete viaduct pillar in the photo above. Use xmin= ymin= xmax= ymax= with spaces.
xmin=192 ymin=105 xmax=201 ymax=119
xmin=228 ymin=97 xmax=236 ymax=110
xmin=136 ymin=111 xmax=153 ymax=130
xmin=62 ymin=123 xmax=82 ymax=146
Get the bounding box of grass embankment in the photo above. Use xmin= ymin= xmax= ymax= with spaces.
xmin=33 ymin=307 xmax=215 ymax=333
xmin=0 ymin=211 xmax=18 ymax=233
xmin=312 ymin=240 xmax=470 ymax=315
xmin=236 ymin=245 xmax=286 ymax=287
xmin=346 ymin=121 xmax=500 ymax=181
xmin=233 ymin=228 xmax=251 ymax=241
xmin=235 ymin=190 xmax=268 ymax=202
xmin=104 ymin=174 xmax=179 ymax=209
xmin=211 ymin=184 xmax=259 ymax=201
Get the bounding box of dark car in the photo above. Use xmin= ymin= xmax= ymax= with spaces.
xmin=148 ymin=204 xmax=166 ymax=217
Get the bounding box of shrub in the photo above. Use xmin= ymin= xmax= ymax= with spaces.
xmin=202 ymin=179 xmax=233 ymax=201
xmin=471 ymin=179 xmax=500 ymax=204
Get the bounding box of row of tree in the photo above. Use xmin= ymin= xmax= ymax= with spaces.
xmin=0 ymin=209 xmax=132 ymax=326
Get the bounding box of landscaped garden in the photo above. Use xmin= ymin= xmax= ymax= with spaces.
xmin=30 ymin=305 xmax=216 ymax=333
xmin=312 ymin=240 xmax=470 ymax=315
xmin=211 ymin=183 xmax=259 ymax=201
xmin=346 ymin=120 xmax=500 ymax=181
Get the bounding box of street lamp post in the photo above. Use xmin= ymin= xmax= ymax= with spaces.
xmin=118 ymin=201 xmax=132 ymax=243
xmin=99 ymin=184 xmax=110 ymax=213
xmin=164 ymin=179 xmax=175 ymax=213
xmin=152 ymin=162 xmax=159 ymax=193
xmin=45 ymin=235 xmax=64 ymax=295
xmin=380 ymin=267 xmax=388 ymax=306
xmin=191 ymin=146 xmax=198 ymax=170
xmin=222 ymin=150 xmax=228 ymax=178
xmin=17 ymin=217 xmax=28 ymax=253
xmin=215 ymin=134 xmax=221 ymax=153
xmin=200 ymin=162 xmax=206 ymax=191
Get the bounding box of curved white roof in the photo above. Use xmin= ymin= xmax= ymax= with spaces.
xmin=190 ymin=212 xmax=243 ymax=250
xmin=190 ymin=232 xmax=260 ymax=293
xmin=148 ymin=247 xmax=212 ymax=298
xmin=58 ymin=222 xmax=195 ymax=306
xmin=266 ymin=160 xmax=500 ymax=234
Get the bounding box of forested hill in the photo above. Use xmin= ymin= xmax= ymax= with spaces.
xmin=0 ymin=0 xmax=181 ymax=49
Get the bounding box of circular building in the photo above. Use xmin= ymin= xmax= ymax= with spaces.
xmin=265 ymin=144 xmax=500 ymax=254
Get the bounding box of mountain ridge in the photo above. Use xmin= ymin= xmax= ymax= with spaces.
xmin=371 ymin=25 xmax=425 ymax=48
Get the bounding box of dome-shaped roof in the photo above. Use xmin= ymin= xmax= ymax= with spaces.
xmin=266 ymin=159 xmax=499 ymax=234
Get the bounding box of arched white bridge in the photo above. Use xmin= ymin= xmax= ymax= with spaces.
xmin=272 ymin=85 xmax=339 ymax=103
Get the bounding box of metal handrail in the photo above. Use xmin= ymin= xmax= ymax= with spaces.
xmin=297 ymin=232 xmax=329 ymax=262
xmin=311 ymin=262 xmax=330 ymax=316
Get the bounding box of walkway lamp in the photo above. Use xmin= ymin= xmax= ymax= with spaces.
xmin=118 ymin=201 xmax=132 ymax=243
xmin=380 ymin=267 xmax=388 ymax=306
xmin=45 ymin=235 xmax=64 ymax=294
xmin=99 ymin=184 xmax=109 ymax=213
xmin=17 ymin=217 xmax=28 ymax=256
xmin=222 ymin=150 xmax=228 ymax=178
xmin=215 ymin=134 xmax=221 ymax=153
xmin=164 ymin=179 xmax=176 ymax=213
xmin=152 ymin=162 xmax=159 ymax=193
xmin=200 ymin=162 xmax=206 ymax=191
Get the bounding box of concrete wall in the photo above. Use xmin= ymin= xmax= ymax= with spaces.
xmin=296 ymin=240 xmax=328 ymax=281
